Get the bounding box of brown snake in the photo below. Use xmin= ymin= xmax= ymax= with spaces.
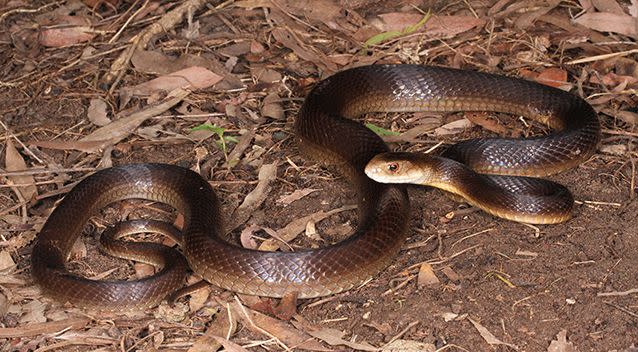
xmin=31 ymin=65 xmax=600 ymax=309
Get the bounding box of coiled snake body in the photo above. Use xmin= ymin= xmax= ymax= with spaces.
xmin=31 ymin=65 xmax=600 ymax=309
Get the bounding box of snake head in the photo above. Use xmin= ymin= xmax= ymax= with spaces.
xmin=365 ymin=152 xmax=435 ymax=185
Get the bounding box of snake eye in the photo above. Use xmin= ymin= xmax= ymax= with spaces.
xmin=387 ymin=162 xmax=399 ymax=173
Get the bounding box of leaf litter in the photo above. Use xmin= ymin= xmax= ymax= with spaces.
xmin=0 ymin=0 xmax=637 ymax=351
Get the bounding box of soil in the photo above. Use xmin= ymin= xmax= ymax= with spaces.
xmin=1 ymin=1 xmax=637 ymax=351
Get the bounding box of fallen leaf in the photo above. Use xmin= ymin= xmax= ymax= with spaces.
xmin=87 ymin=98 xmax=111 ymax=126
xmin=468 ymin=318 xmax=518 ymax=350
xmin=600 ymin=144 xmax=627 ymax=155
xmin=4 ymin=138 xmax=37 ymax=202
xmin=0 ymin=317 xmax=91 ymax=338
xmin=433 ymin=118 xmax=474 ymax=136
xmin=373 ymin=14 xmax=485 ymax=39
xmin=232 ymin=301 xmax=327 ymax=351
xmin=547 ymin=330 xmax=577 ymax=352
xmin=464 ymin=112 xmax=516 ymax=136
xmin=83 ymin=88 xmax=191 ymax=144
xmin=382 ymin=339 xmax=436 ymax=352
xmin=535 ymin=67 xmax=569 ymax=88
xmin=271 ymin=28 xmax=337 ymax=73
xmin=230 ymin=163 xmax=278 ymax=230
xmin=121 ymin=66 xmax=223 ymax=99
xmin=188 ymin=304 xmax=236 ymax=352
xmin=39 ymin=16 xmax=95 ymax=47
xmin=0 ymin=251 xmax=15 ymax=271
xmin=591 ymin=0 xmax=627 ymax=15
xmin=261 ymin=92 xmax=284 ymax=120
xmin=20 ymin=300 xmax=47 ymax=324
xmin=240 ymin=224 xmax=260 ymax=249
xmin=417 ymin=263 xmax=440 ymax=286
xmin=574 ymin=12 xmax=638 ymax=38
xmin=276 ymin=188 xmax=320 ymax=206
xmin=303 ymin=327 xmax=377 ymax=351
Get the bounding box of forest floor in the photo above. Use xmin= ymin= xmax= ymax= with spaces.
xmin=1 ymin=0 xmax=637 ymax=351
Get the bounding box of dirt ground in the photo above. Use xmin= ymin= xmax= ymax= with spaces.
xmin=1 ymin=0 xmax=637 ymax=351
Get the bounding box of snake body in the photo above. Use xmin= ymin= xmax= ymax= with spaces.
xmin=31 ymin=65 xmax=600 ymax=309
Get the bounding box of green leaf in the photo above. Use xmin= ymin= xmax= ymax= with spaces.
xmin=366 ymin=123 xmax=400 ymax=136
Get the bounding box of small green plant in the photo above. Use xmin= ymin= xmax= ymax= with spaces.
xmin=365 ymin=123 xmax=400 ymax=136
xmin=190 ymin=123 xmax=238 ymax=155
xmin=363 ymin=10 xmax=432 ymax=48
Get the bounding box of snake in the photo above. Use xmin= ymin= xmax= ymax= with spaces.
xmin=31 ymin=64 xmax=600 ymax=309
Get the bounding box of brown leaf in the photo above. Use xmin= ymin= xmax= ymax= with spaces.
xmin=417 ymin=263 xmax=440 ymax=286
xmin=0 ymin=317 xmax=91 ymax=338
xmin=188 ymin=304 xmax=237 ymax=352
xmin=535 ymin=67 xmax=569 ymax=88
xmin=433 ymin=118 xmax=474 ymax=136
xmin=468 ymin=318 xmax=518 ymax=349
xmin=121 ymin=66 xmax=222 ymax=98
xmin=574 ymin=12 xmax=638 ymax=38
xmin=464 ymin=112 xmax=516 ymax=136
xmin=240 ymin=224 xmax=260 ymax=249
xmin=374 ymin=14 xmax=485 ymax=38
xmin=0 ymin=251 xmax=15 ymax=271
xmin=591 ymin=0 xmax=626 ymax=15
xmin=39 ymin=16 xmax=95 ymax=47
xmin=382 ymin=339 xmax=436 ymax=352
xmin=230 ymin=163 xmax=278 ymax=230
xmin=261 ymin=92 xmax=284 ymax=120
xmin=87 ymin=98 xmax=111 ymax=126
xmin=232 ymin=302 xmax=328 ymax=351
xmin=29 ymin=139 xmax=109 ymax=153
xmin=4 ymin=138 xmax=37 ymax=201
xmin=271 ymin=28 xmax=337 ymax=73
xmin=276 ymin=188 xmax=320 ymax=206
xmin=547 ymin=330 xmax=577 ymax=352
xmin=303 ymin=327 xmax=377 ymax=351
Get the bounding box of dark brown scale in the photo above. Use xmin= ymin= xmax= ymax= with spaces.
xmin=32 ymin=65 xmax=599 ymax=308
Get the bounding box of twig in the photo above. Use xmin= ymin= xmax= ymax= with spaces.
xmin=108 ymin=0 xmax=149 ymax=44
xmin=597 ymin=288 xmax=638 ymax=297
xmin=567 ymin=49 xmax=638 ymax=64
xmin=603 ymin=301 xmax=638 ymax=319
xmin=101 ymin=0 xmax=208 ymax=90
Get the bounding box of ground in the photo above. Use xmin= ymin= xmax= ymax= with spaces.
xmin=0 ymin=0 xmax=637 ymax=351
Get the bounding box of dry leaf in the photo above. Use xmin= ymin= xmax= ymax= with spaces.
xmin=83 ymin=88 xmax=191 ymax=144
xmin=230 ymin=163 xmax=278 ymax=230
xmin=591 ymin=0 xmax=626 ymax=15
xmin=188 ymin=305 xmax=236 ymax=352
xmin=468 ymin=318 xmax=518 ymax=350
xmin=240 ymin=224 xmax=260 ymax=249
xmin=304 ymin=327 xmax=377 ymax=351
xmin=4 ymin=138 xmax=37 ymax=202
xmin=417 ymin=263 xmax=440 ymax=286
xmin=0 ymin=251 xmax=15 ymax=271
xmin=433 ymin=118 xmax=474 ymax=136
xmin=261 ymin=92 xmax=284 ymax=120
xmin=574 ymin=12 xmax=638 ymax=38
xmin=122 ymin=66 xmax=222 ymax=98
xmin=39 ymin=16 xmax=95 ymax=47
xmin=232 ymin=302 xmax=327 ymax=351
xmin=382 ymin=339 xmax=436 ymax=352
xmin=87 ymin=98 xmax=110 ymax=126
xmin=276 ymin=188 xmax=320 ymax=206
xmin=188 ymin=285 xmax=210 ymax=312
xmin=374 ymin=14 xmax=485 ymax=38
xmin=536 ymin=68 xmax=569 ymax=88
xmin=271 ymin=28 xmax=337 ymax=73
xmin=547 ymin=330 xmax=577 ymax=352
xmin=600 ymin=144 xmax=627 ymax=155
xmin=20 ymin=300 xmax=47 ymax=324
xmin=29 ymin=139 xmax=109 ymax=153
